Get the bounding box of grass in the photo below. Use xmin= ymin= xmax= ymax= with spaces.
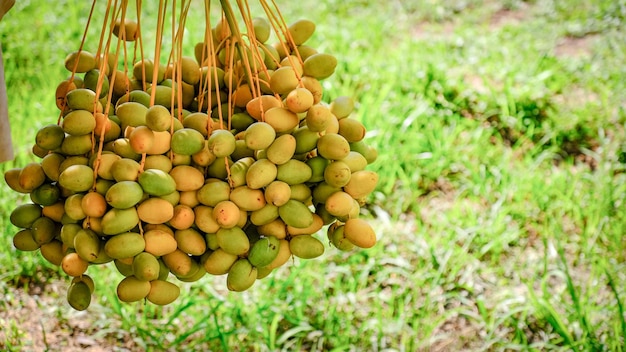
xmin=2 ymin=0 xmax=626 ymax=350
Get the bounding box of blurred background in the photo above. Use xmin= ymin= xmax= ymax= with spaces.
xmin=1 ymin=0 xmax=626 ymax=350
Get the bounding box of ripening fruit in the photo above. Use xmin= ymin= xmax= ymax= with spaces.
xmin=342 ymin=151 xmax=368 ymax=172
xmin=175 ymin=260 xmax=205 ymax=282
xmin=55 ymin=78 xmax=81 ymax=110
xmin=133 ymin=252 xmax=160 ymax=281
xmin=290 ymin=183 xmax=313 ymax=203
xmin=233 ymin=84 xmax=253 ymax=108
xmin=270 ymin=66 xmax=300 ymax=95
xmin=343 ymin=170 xmax=379 ymax=199
xmin=137 ymin=197 xmax=175 ymax=224
xmin=288 ymin=19 xmax=316 ymax=46
xmin=288 ymin=213 xmax=324 ymax=236
xmin=65 ymin=88 xmax=99 ymax=112
xmin=40 ymin=240 xmax=64 ymax=266
xmin=129 ymin=126 xmax=155 ymax=154
xmin=162 ymin=249 xmax=194 ymax=277
xmin=193 ymin=206 xmax=219 ymax=234
xmin=217 ymin=226 xmax=250 ymax=256
xmin=349 ymin=140 xmax=377 ymax=164
xmin=327 ymin=224 xmax=355 ymax=251
xmin=267 ymin=239 xmax=291 ymax=269
xmin=5 ymin=24 xmax=383 ymax=310
xmin=245 ymin=122 xmax=276 ymax=150
xmin=229 ymin=157 xmax=254 ymax=187
xmin=60 ymin=224 xmax=81 ymax=249
xmin=169 ymin=204 xmax=195 ymax=230
xmin=111 ymin=157 xmax=141 ymax=182
xmin=145 ymin=105 xmax=172 ymax=132
xmin=266 ymin=134 xmax=296 ymax=165
xmin=101 ymin=207 xmax=140 ymax=235
xmin=303 ymin=53 xmax=337 ymax=80
xmin=317 ymin=133 xmax=350 ymax=161
xmin=246 ymin=159 xmax=277 ymax=189
xmin=258 ymin=218 xmax=287 ymax=239
xmin=133 ymin=58 xmax=166 ymax=84
xmin=301 ymin=76 xmax=323 ymax=104
xmin=144 ymin=155 xmax=173 ymax=173
xmin=113 ymin=18 xmax=139 ymax=41
xmin=264 ymin=107 xmax=299 ymax=133
xmin=325 ymin=191 xmax=354 ymax=218
xmin=325 ymin=112 xmax=339 ymax=134
xmin=104 ymin=232 xmax=146 ymax=259
xmin=264 ymin=180 xmax=291 ymax=207
xmin=148 ymin=131 xmax=172 ymax=155
xmin=231 ymin=112 xmax=256 ymax=132
xmin=289 ymin=235 xmax=324 ymax=259
xmin=276 ymin=159 xmax=312 ymax=185
xmin=262 ymin=45 xmax=280 ymax=71
xmin=18 ymin=163 xmax=46 ymax=191
xmin=32 ymin=144 xmax=49 ymax=159
xmin=147 ymin=280 xmax=180 ymax=305
xmin=174 ymin=228 xmax=206 ymax=256
xmin=179 ymin=56 xmax=201 ymax=85
xmin=330 ymin=96 xmax=355 ymax=119
xmin=248 ymin=235 xmax=280 ymax=267
xmin=336 ymin=198 xmax=360 ymax=222
xmin=230 ymin=186 xmax=266 ymax=211
xmin=31 ymin=216 xmax=56 ymax=245
xmin=171 ymin=128 xmax=205 ymax=156
xmin=105 ymin=181 xmax=144 ymax=209
xmin=338 ymin=118 xmax=366 ymax=143
xmin=36 ymin=124 xmax=65 ymax=150
xmin=324 ymin=160 xmax=351 ymax=188
xmin=95 ymin=153 xmax=120 ymax=181
xmin=83 ymin=69 xmax=109 ymax=98
xmin=246 ymin=95 xmax=283 ymax=121
xmin=10 ymin=203 xmax=42 ymax=228
xmin=203 ymin=248 xmax=239 ymax=275
xmin=61 ymin=134 xmax=93 ymax=156
xmin=138 ymin=168 xmax=177 ymax=196
xmin=252 ymin=17 xmax=271 ymax=43
xmin=64 ymin=193 xmax=87 ymax=221
xmin=67 ymin=281 xmax=92 ymax=311
xmin=169 ymin=165 xmax=204 ymax=191
xmin=197 ymin=179 xmax=231 ymax=207
xmin=71 ymin=275 xmax=95 ymax=293
xmin=144 ymin=229 xmax=178 ymax=256
xmin=208 ymin=129 xmax=237 ymax=158
xmin=294 ymin=45 xmax=318 ymax=61
xmin=212 ymin=200 xmax=241 ymax=229
xmin=58 ymin=164 xmax=94 ymax=192
xmin=5 ymin=168 xmax=30 ymax=193
xmin=64 ymin=50 xmax=96 ymax=73
xmin=73 ymin=228 xmax=101 ymax=262
xmin=285 ymin=87 xmax=314 ymax=113
xmin=293 ymin=126 xmax=319 ymax=154
xmin=227 ymin=258 xmax=257 ymax=292
xmin=61 ymin=252 xmax=89 ymax=277
xmin=94 ymin=112 xmax=112 ymax=136
xmin=306 ymin=156 xmax=329 ymax=183
xmin=250 ymin=204 xmax=280 ymax=226
xmin=114 ymin=258 xmax=134 ymax=277
xmin=117 ymin=276 xmax=151 ymax=302
xmin=279 ymin=199 xmax=314 ymax=229
xmin=13 ymin=229 xmax=40 ymax=251
xmin=343 ymin=218 xmax=377 ymax=248
xmin=182 ymin=112 xmax=213 ymax=138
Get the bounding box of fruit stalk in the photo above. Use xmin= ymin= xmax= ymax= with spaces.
xmin=219 ymin=0 xmax=254 ymax=91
